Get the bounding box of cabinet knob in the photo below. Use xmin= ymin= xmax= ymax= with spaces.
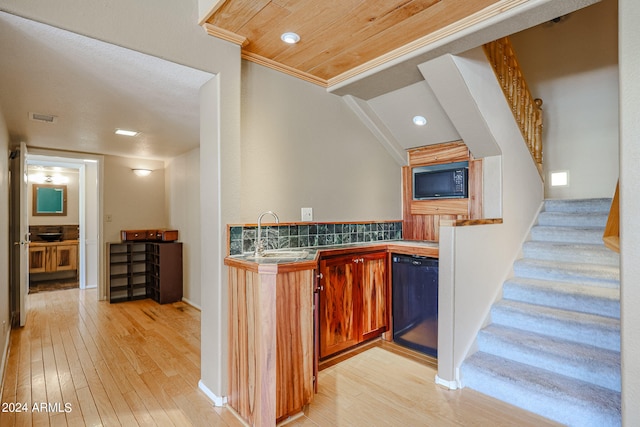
xmin=317 ymin=273 xmax=323 ymax=279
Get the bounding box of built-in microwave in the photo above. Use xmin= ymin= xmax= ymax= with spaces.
xmin=413 ymin=161 xmax=469 ymax=200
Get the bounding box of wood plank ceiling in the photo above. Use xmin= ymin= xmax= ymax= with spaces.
xmin=202 ymin=0 xmax=511 ymax=88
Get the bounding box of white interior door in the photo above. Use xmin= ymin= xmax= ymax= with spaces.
xmin=9 ymin=141 xmax=29 ymax=327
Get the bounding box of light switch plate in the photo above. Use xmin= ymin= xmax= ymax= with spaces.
xmin=301 ymin=207 xmax=313 ymax=222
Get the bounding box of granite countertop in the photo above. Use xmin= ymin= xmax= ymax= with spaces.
xmin=226 ymin=239 xmax=439 ymax=266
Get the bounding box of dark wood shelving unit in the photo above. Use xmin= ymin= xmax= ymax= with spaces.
xmin=107 ymin=242 xmax=182 ymax=304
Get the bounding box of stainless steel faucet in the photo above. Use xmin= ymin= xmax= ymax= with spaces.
xmin=254 ymin=211 xmax=279 ymax=256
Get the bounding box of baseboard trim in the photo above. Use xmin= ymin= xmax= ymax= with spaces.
xmin=198 ymin=380 xmax=227 ymax=406
xmin=0 ymin=326 xmax=12 ymax=399
xmin=182 ymin=298 xmax=201 ymax=311
xmin=379 ymin=340 xmax=437 ymax=368
xmin=435 ymin=374 xmax=460 ymax=390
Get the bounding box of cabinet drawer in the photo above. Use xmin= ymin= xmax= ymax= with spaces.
xmin=146 ymin=230 xmax=161 ymax=240
xmin=161 ymin=230 xmax=179 ymax=242
xmin=121 ymin=230 xmax=149 ymax=241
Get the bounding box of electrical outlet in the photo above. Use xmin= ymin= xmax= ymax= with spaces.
xmin=301 ymin=207 xmax=313 ymax=222
xmin=105 ymin=214 xmax=113 ymax=222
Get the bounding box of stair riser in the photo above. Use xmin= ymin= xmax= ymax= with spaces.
xmin=530 ymin=227 xmax=605 ymax=244
xmin=491 ymin=306 xmax=620 ymax=351
xmin=477 ymin=331 xmax=621 ymax=392
xmin=522 ymin=242 xmax=619 ymax=267
xmin=503 ymin=283 xmax=620 ymax=319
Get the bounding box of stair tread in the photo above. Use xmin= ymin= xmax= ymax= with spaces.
xmin=504 ymin=276 xmax=620 ymax=305
xmin=463 ymin=352 xmax=621 ymax=427
xmin=494 ymin=299 xmax=620 ymax=329
xmin=505 ymin=276 xmax=619 ymax=299
xmin=513 ymin=259 xmax=620 ymax=288
xmin=504 ymin=276 xmax=620 ymax=320
xmin=492 ymin=299 xmax=620 ymax=351
xmin=514 ymin=258 xmax=620 ymax=278
xmin=523 ymin=240 xmax=619 ymax=266
xmin=530 ymin=225 xmax=606 ymax=244
xmin=537 ymin=211 xmax=608 ymax=227
xmin=479 ymin=324 xmax=620 ymax=391
xmin=544 ymin=198 xmax=613 ymax=213
xmin=523 ymin=240 xmax=615 ymax=254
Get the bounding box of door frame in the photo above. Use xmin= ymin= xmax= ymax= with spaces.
xmin=26 ymin=149 xmax=105 ymax=298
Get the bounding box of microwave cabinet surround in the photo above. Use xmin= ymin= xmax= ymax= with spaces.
xmin=107 ymin=242 xmax=183 ymax=304
xmin=319 ymin=250 xmax=388 ymax=359
xmin=403 ymin=141 xmax=484 ymax=241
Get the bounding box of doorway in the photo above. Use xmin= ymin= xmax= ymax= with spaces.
xmin=27 ymin=164 xmax=80 ymax=293
xmin=24 ymin=150 xmax=103 ymax=298
xmin=27 ymin=149 xmax=103 ymax=295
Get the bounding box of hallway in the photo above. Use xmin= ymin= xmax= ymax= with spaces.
xmin=0 ymin=289 xmax=241 ymax=426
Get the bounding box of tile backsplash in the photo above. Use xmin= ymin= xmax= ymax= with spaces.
xmin=229 ymin=221 xmax=403 ymax=255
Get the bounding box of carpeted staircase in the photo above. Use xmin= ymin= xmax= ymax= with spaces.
xmin=461 ymin=199 xmax=621 ymax=427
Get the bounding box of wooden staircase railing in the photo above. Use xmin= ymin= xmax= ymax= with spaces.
xmin=483 ymin=37 xmax=544 ymax=175
xmin=603 ymin=181 xmax=620 ymax=253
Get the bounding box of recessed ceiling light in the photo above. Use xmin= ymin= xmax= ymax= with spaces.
xmin=413 ymin=115 xmax=427 ymax=126
xmin=115 ymin=129 xmax=139 ymax=137
xmin=281 ymin=32 xmax=300 ymax=44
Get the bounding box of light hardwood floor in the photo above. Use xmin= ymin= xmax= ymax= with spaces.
xmin=0 ymin=289 xmax=559 ymax=427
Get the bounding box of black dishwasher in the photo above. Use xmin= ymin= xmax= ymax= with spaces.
xmin=392 ymin=254 xmax=438 ymax=357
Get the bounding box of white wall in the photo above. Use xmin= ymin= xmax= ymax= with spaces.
xmin=1 ymin=0 xmax=232 ymax=78
xmin=200 ymin=67 xmax=242 ymax=404
xmin=511 ymin=0 xmax=619 ymax=199
xmin=103 ymin=155 xmax=166 ymax=243
xmin=619 ymin=0 xmax=640 ymax=423
xmin=0 ymin=107 xmax=10 ymax=381
xmin=240 ymin=62 xmax=402 ymax=223
xmin=165 ymin=148 xmax=201 ymax=307
xmin=434 ymin=49 xmax=543 ymax=385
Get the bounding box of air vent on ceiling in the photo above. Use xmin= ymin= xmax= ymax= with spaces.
xmin=29 ymin=112 xmax=58 ymax=123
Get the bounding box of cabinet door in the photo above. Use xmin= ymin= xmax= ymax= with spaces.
xmin=155 ymin=243 xmax=183 ymax=304
xmin=360 ymin=252 xmax=388 ymax=339
xmin=319 ymin=255 xmax=360 ymax=358
xmin=54 ymin=244 xmax=77 ymax=272
xmin=29 ymin=247 xmax=47 ymax=274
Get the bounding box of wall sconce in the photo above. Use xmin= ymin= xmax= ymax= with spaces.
xmin=132 ymin=169 xmax=152 ymax=177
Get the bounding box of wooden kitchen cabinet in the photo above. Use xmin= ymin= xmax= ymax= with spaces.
xmin=29 ymin=246 xmax=47 ymax=274
xmin=226 ymin=262 xmax=315 ymax=426
xmin=29 ymin=242 xmax=78 ymax=274
xmin=319 ymin=251 xmax=388 ymax=359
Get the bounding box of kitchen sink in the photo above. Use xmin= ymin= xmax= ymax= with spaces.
xmin=248 ymin=250 xmax=309 ymax=260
